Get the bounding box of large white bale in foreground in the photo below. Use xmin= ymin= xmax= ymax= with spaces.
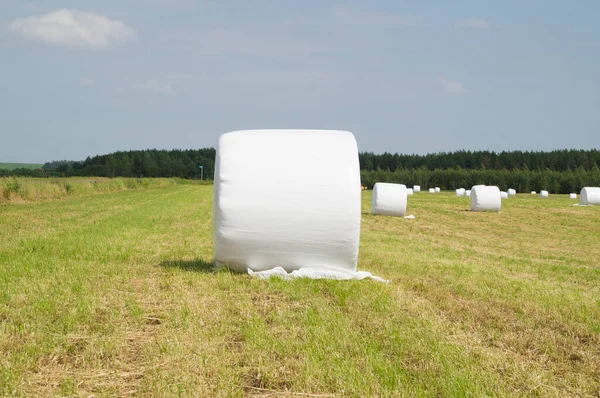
xmin=540 ymin=190 xmax=549 ymax=198
xmin=580 ymin=187 xmax=600 ymax=205
xmin=429 ymin=188 xmax=435 ymax=193
xmin=508 ymin=188 xmax=516 ymax=196
xmin=435 ymin=187 xmax=441 ymax=193
xmin=407 ymin=188 xmax=414 ymax=195
xmin=213 ymin=129 xmax=361 ymax=273
xmin=570 ymin=193 xmax=577 ymax=199
xmin=470 ymin=185 xmax=501 ymax=212
xmin=500 ymin=191 xmax=508 ymax=199
xmin=371 ymin=183 xmax=408 ymax=216
xmin=413 ymin=185 xmax=421 ymax=193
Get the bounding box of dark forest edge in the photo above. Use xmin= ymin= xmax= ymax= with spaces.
xmin=1 ymin=148 xmax=599 ymax=194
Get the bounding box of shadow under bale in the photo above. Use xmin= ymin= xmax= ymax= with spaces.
xmin=159 ymin=257 xmax=215 ymax=272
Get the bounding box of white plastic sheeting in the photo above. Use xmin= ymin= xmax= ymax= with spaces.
xmin=508 ymin=188 xmax=516 ymax=196
xmin=466 ymin=190 xmax=472 ymax=197
xmin=371 ymin=183 xmax=408 ymax=217
xmin=213 ymin=129 xmax=365 ymax=277
xmin=570 ymin=193 xmax=577 ymax=199
xmin=580 ymin=187 xmax=600 ymax=205
xmin=500 ymin=191 xmax=508 ymax=199
xmin=413 ymin=185 xmax=421 ymax=193
xmin=456 ymin=188 xmax=465 ymax=197
xmin=429 ymin=188 xmax=435 ymax=193
xmin=248 ymin=266 xmax=389 ymax=283
xmin=470 ymin=185 xmax=501 ymax=212
xmin=407 ymin=188 xmax=414 ymax=195
xmin=435 ymin=187 xmax=441 ymax=193
xmin=540 ymin=190 xmax=549 ymax=198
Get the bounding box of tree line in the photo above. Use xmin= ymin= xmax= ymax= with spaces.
xmin=1 ymin=148 xmax=599 ymax=194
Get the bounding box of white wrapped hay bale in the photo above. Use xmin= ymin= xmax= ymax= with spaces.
xmin=570 ymin=193 xmax=577 ymax=199
xmin=213 ymin=129 xmax=362 ymax=274
xmin=470 ymin=185 xmax=501 ymax=212
xmin=435 ymin=187 xmax=440 ymax=193
xmin=407 ymin=188 xmax=414 ymax=195
xmin=500 ymin=191 xmax=508 ymax=199
xmin=456 ymin=188 xmax=465 ymax=197
xmin=508 ymin=188 xmax=516 ymax=196
xmin=413 ymin=185 xmax=421 ymax=193
xmin=371 ymin=183 xmax=408 ymax=217
xmin=429 ymin=188 xmax=435 ymax=193
xmin=580 ymin=187 xmax=600 ymax=205
xmin=540 ymin=190 xmax=549 ymax=198
xmin=466 ymin=190 xmax=472 ymax=197
xmin=531 ymin=191 xmax=536 ymax=194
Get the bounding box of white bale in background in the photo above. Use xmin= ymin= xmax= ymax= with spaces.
xmin=456 ymin=188 xmax=465 ymax=197
xmin=371 ymin=183 xmax=408 ymax=217
xmin=580 ymin=187 xmax=600 ymax=205
xmin=435 ymin=187 xmax=440 ymax=193
xmin=500 ymin=191 xmax=508 ymax=199
xmin=540 ymin=190 xmax=549 ymax=198
xmin=413 ymin=185 xmax=421 ymax=193
xmin=470 ymin=185 xmax=501 ymax=212
xmin=531 ymin=191 xmax=537 ymax=194
xmin=213 ymin=129 xmax=361 ymax=274
xmin=508 ymin=188 xmax=516 ymax=196
xmin=466 ymin=190 xmax=472 ymax=197
xmin=570 ymin=193 xmax=577 ymax=199
xmin=429 ymin=188 xmax=435 ymax=193
xmin=407 ymin=188 xmax=414 ymax=195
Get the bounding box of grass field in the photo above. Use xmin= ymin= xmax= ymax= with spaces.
xmin=1 ymin=185 xmax=599 ymax=397
xmin=0 ymin=163 xmax=43 ymax=170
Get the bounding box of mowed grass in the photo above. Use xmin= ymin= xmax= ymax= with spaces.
xmin=1 ymin=186 xmax=599 ymax=397
xmin=0 ymin=163 xmax=43 ymax=170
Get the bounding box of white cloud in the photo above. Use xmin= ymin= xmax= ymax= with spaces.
xmin=455 ymin=18 xmax=490 ymax=29
xmin=80 ymin=77 xmax=95 ymax=87
xmin=8 ymin=9 xmax=136 ymax=49
xmin=332 ymin=5 xmax=422 ymax=27
xmin=437 ymin=77 xmax=470 ymax=95
xmin=132 ymin=80 xmax=176 ymax=96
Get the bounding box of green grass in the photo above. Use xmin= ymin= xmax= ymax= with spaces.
xmin=0 ymin=163 xmax=43 ymax=170
xmin=1 ymin=187 xmax=599 ymax=397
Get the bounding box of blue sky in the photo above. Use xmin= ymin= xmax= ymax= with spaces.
xmin=1 ymin=0 xmax=598 ymax=163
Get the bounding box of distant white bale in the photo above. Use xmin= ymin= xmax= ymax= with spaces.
xmin=371 ymin=183 xmax=408 ymax=217
xmin=466 ymin=190 xmax=472 ymax=197
xmin=429 ymin=188 xmax=435 ymax=193
xmin=508 ymin=188 xmax=516 ymax=196
xmin=531 ymin=191 xmax=536 ymax=194
xmin=456 ymin=188 xmax=465 ymax=197
xmin=470 ymin=185 xmax=501 ymax=212
xmin=213 ymin=129 xmax=361 ymax=273
xmin=580 ymin=187 xmax=600 ymax=205
xmin=413 ymin=185 xmax=421 ymax=193
xmin=407 ymin=188 xmax=414 ymax=195
xmin=570 ymin=193 xmax=577 ymax=199
xmin=435 ymin=187 xmax=440 ymax=193
xmin=500 ymin=191 xmax=508 ymax=199
xmin=540 ymin=190 xmax=549 ymax=198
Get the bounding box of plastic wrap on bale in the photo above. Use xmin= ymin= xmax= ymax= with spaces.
xmin=580 ymin=187 xmax=600 ymax=205
xmin=413 ymin=185 xmax=421 ymax=193
xmin=540 ymin=190 xmax=549 ymax=198
xmin=508 ymin=189 xmax=516 ymax=196
xmin=371 ymin=183 xmax=407 ymax=217
xmin=212 ymin=129 xmax=362 ymax=274
xmin=470 ymin=185 xmax=501 ymax=212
